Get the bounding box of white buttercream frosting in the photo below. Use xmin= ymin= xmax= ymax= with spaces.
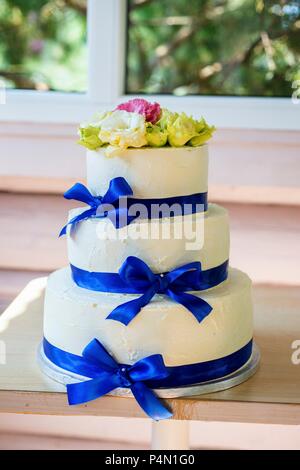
xmin=67 ymin=203 xmax=229 ymax=273
xmin=43 ymin=267 xmax=253 ymax=366
xmin=86 ymin=146 xmax=208 ymax=198
xmin=42 ymin=140 xmax=255 ymax=378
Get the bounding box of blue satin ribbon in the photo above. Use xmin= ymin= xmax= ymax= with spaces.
xmin=43 ymin=337 xmax=172 ymax=421
xmin=59 ymin=177 xmax=133 ymax=235
xmin=71 ymin=257 xmax=229 ymax=325
xmin=43 ymin=338 xmax=253 ymax=418
xmin=59 ymin=178 xmax=208 ymax=236
xmin=150 ymin=339 xmax=253 ymax=388
xmin=128 ymin=192 xmax=208 ymax=217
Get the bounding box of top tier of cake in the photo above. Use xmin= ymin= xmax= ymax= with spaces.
xmin=62 ymin=99 xmax=219 ymax=274
xmin=86 ymin=146 xmax=208 ymax=198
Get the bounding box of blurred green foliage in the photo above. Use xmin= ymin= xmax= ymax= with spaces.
xmin=126 ymin=0 xmax=300 ymax=97
xmin=1 ymin=0 xmax=299 ymax=96
xmin=0 ymin=0 xmax=87 ymax=92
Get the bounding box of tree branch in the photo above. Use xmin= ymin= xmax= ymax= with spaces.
xmin=63 ymin=0 xmax=87 ymax=15
xmin=151 ymin=24 xmax=198 ymax=68
xmin=0 ymin=71 xmax=39 ymax=90
xmin=148 ymin=4 xmax=225 ymax=69
xmin=130 ymin=0 xmax=153 ymax=9
xmin=222 ymin=36 xmax=262 ymax=80
xmin=198 ymin=36 xmax=265 ymax=85
xmin=198 ymin=13 xmax=291 ymax=86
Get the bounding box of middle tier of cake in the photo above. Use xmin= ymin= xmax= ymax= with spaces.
xmin=67 ymin=203 xmax=229 ymax=273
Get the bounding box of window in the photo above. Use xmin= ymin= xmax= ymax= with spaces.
xmin=126 ymin=0 xmax=300 ymax=98
xmin=0 ymin=0 xmax=87 ymax=93
xmin=0 ymin=0 xmax=299 ymax=129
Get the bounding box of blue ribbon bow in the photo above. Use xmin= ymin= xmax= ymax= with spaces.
xmin=43 ymin=337 xmax=253 ymax=414
xmin=45 ymin=338 xmax=172 ymax=420
xmin=107 ymin=256 xmax=214 ymax=325
xmin=60 ymin=178 xmax=208 ymax=237
xmin=59 ymin=177 xmax=133 ymax=236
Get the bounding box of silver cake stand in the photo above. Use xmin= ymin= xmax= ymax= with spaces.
xmin=37 ymin=342 xmax=260 ymax=399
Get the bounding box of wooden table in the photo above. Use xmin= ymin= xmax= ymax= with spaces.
xmin=0 ymin=278 xmax=300 ymax=449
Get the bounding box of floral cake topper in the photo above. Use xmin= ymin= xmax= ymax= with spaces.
xmin=116 ymin=98 xmax=161 ymax=124
xmin=78 ymin=98 xmax=215 ymax=154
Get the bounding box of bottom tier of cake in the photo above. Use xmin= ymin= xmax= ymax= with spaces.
xmin=43 ymin=267 xmax=253 ymax=368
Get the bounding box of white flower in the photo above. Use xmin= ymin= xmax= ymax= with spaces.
xmin=99 ymin=110 xmax=147 ymax=149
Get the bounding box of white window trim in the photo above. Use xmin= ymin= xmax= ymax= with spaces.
xmin=0 ymin=0 xmax=299 ymax=130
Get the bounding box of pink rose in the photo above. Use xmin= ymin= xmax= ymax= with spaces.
xmin=116 ymin=98 xmax=161 ymax=124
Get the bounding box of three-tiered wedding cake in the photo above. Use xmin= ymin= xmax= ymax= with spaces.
xmin=40 ymin=99 xmax=254 ymax=420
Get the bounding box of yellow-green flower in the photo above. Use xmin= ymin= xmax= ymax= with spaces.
xmin=77 ymin=106 xmax=215 ymax=152
xmin=167 ymin=112 xmax=198 ymax=147
xmin=146 ymin=123 xmax=168 ymax=147
xmin=157 ymin=108 xmax=178 ymax=130
xmin=77 ymin=126 xmax=103 ymax=150
xmin=189 ymin=118 xmax=216 ymax=146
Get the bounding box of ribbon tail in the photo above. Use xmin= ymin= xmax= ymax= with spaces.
xmin=131 ymin=382 xmax=172 ymax=421
xmin=59 ymin=207 xmax=96 ymax=237
xmin=106 ymin=287 xmax=156 ymax=325
xmin=67 ymin=372 xmax=120 ymax=405
xmin=168 ymin=290 xmax=213 ymax=323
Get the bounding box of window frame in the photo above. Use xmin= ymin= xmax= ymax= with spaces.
xmin=0 ymin=0 xmax=299 ymax=130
